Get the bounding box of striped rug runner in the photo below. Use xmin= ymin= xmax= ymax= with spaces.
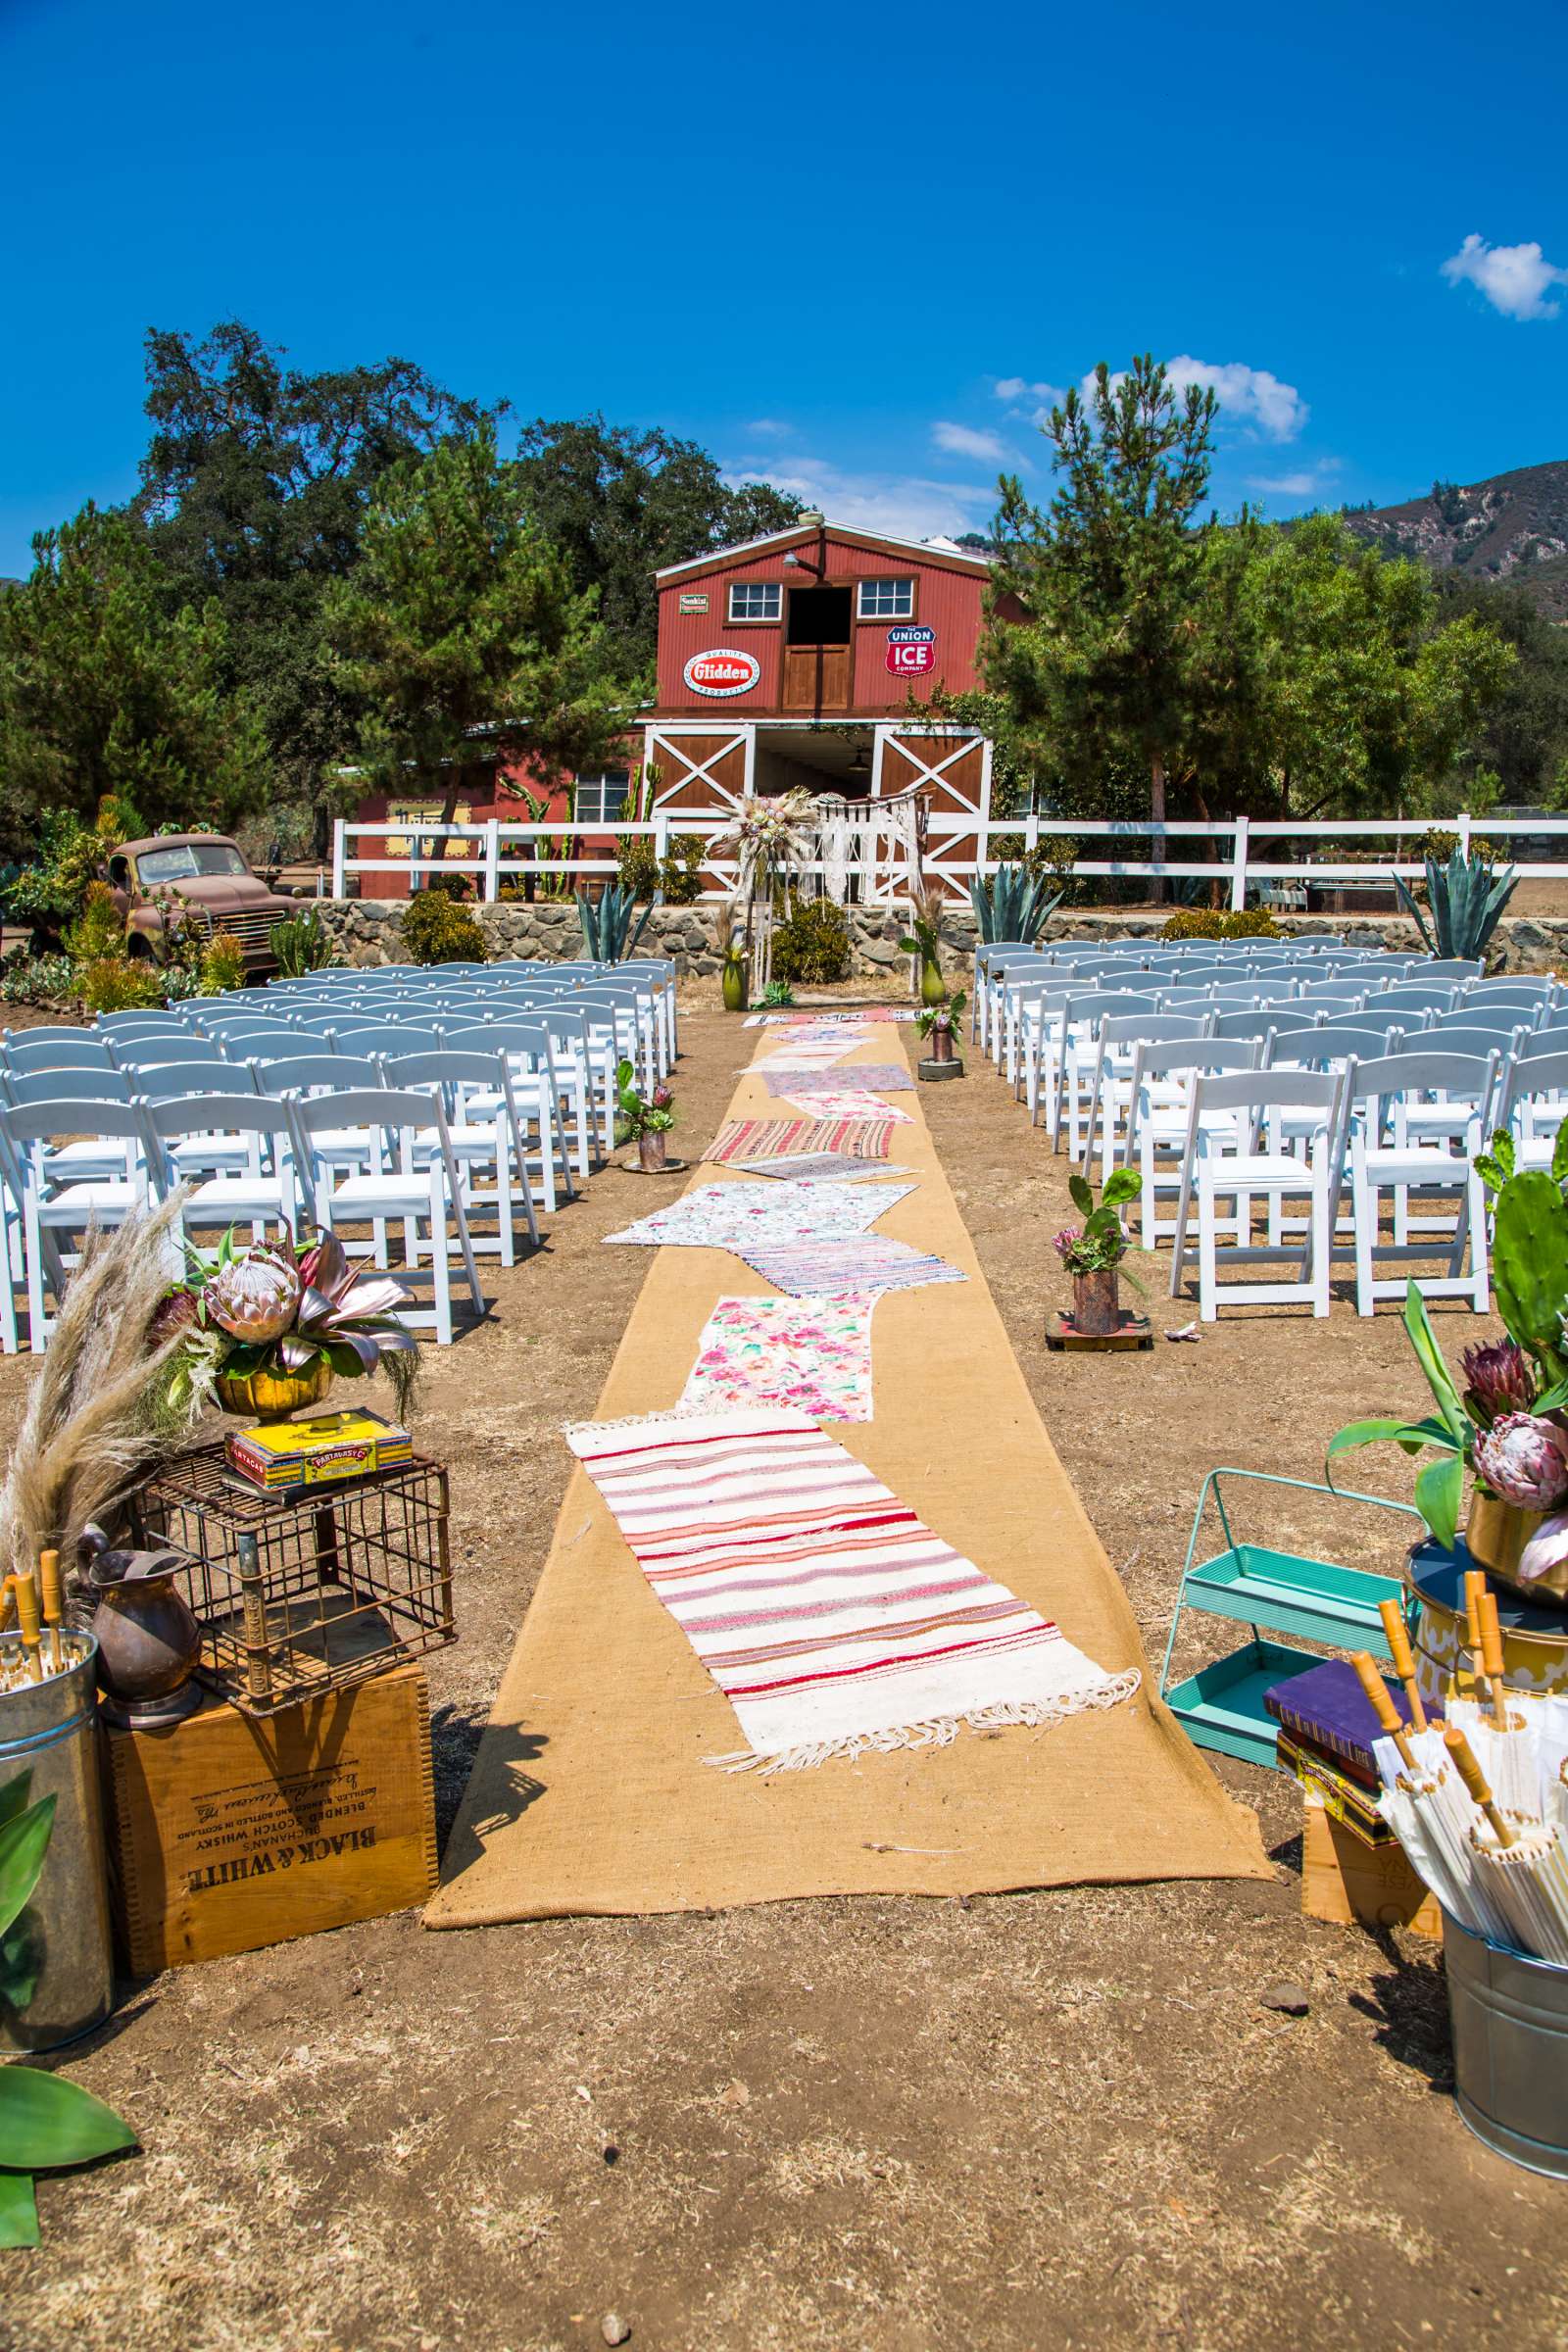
xmin=703 ymin=1115 xmax=897 ymax=1165
xmin=564 ymin=1406 xmax=1138 ymax=1771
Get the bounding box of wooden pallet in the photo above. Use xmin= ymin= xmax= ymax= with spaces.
xmin=1046 ymin=1311 xmax=1153 ymax=1352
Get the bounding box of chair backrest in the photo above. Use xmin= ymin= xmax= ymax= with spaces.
xmin=1206 ymin=1011 xmax=1283 ymax=1042
xmin=4 ymin=1033 xmax=116 ymax=1072
xmin=1265 ymin=1023 xmax=1405 ymax=1066
xmin=440 ymin=1021 xmax=553 ymax=1063
xmin=381 ymin=1049 xmax=512 ymax=1096
xmin=1346 ymin=1050 xmax=1500 ymax=1106
xmin=5 ymin=1065 xmax=133 ymax=1105
xmin=1132 ymin=1039 xmax=1264 ymax=1080
xmin=325 ymin=1024 xmax=443 ymax=1057
xmin=135 ymin=1064 xmax=261 ymax=1103
xmin=292 ymin=1088 xmax=448 ymax=1142
xmin=1519 ymin=1030 xmax=1568 ymax=1062
xmin=2 ymin=1099 xmax=150 ymax=1147
xmin=1422 ymin=959 xmax=1486 ymax=981
xmin=1097 ymin=1012 xmax=1211 ymax=1049
xmin=1422 ymin=1025 xmax=1527 ymax=1061
xmin=146 ymin=1097 xmax=299 ymax=1142
xmin=1428 ymin=1007 xmax=1531 ymax=1039
xmin=111 ymin=1036 xmax=226 ymax=1069
xmin=253 ymin=1054 xmax=381 ymax=1096
xmin=1191 ymin=1067 xmax=1343 ymax=1119
xmin=93 ymin=1010 xmax=186 ymax=1034
xmin=1503 ymin=1051 xmax=1568 ymax=1101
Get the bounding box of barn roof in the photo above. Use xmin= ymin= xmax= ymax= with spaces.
xmin=655 ymin=519 xmax=994 ymax=585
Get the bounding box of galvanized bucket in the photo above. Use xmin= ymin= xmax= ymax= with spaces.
xmin=1444 ymin=1909 xmax=1568 ymax=2178
xmin=0 ymin=1631 xmax=114 ymax=2052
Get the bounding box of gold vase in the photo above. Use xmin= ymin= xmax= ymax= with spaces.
xmin=1464 ymin=1491 xmax=1559 ymax=1601
xmin=216 ymin=1357 xmax=334 ymax=1423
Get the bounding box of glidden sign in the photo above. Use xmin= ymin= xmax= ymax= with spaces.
xmin=683 ymin=647 xmax=761 ymax=699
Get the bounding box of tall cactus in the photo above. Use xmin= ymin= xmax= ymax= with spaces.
xmin=1492 ymin=1166 xmax=1568 ymax=1386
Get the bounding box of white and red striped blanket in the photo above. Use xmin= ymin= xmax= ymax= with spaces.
xmin=565 ymin=1406 xmax=1137 ymax=1770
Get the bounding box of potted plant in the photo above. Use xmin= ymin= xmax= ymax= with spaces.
xmin=156 ymin=1230 xmax=419 ymax=1424
xmin=1329 ymin=1128 xmax=1568 ymax=1600
xmin=899 ymin=889 xmax=950 ymax=1008
xmin=615 ymin=1059 xmax=677 ymax=1171
xmin=712 ymin=894 xmax=749 ymax=1013
xmin=916 ymin=989 xmax=967 ymax=1065
xmin=1053 ymin=1168 xmax=1143 ymax=1336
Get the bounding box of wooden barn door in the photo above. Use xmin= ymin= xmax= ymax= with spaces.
xmin=782 ymin=585 xmax=853 ymax=713
xmin=875 ymin=727 xmax=992 ymax=898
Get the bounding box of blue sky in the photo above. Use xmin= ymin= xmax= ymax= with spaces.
xmin=1 ymin=0 xmax=1564 ymax=573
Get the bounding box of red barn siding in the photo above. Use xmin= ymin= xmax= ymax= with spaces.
xmin=654 ymin=528 xmax=992 ymax=717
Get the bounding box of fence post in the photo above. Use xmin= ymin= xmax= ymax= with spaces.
xmin=483 ymin=818 xmax=500 ymax=904
xmin=654 ymin=809 xmax=669 ymax=864
xmin=1456 ymin=810 xmax=1472 ymax=862
xmin=1024 ymin=806 xmax=1041 ymax=857
xmin=1229 ymin=814 xmax=1250 ymax=912
xmin=331 ymin=821 xmax=346 ymax=900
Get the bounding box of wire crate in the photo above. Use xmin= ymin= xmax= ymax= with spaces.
xmin=135 ymin=1444 xmax=453 ymax=1716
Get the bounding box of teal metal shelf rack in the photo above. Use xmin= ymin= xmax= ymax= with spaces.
xmin=1157 ymin=1470 xmax=1423 ymax=1769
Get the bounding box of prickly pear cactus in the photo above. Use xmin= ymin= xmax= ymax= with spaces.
xmin=1493 ymin=1168 xmax=1568 ymax=1381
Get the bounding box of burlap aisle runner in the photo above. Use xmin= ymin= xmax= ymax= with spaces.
xmin=428 ymin=1017 xmax=1269 ymax=1926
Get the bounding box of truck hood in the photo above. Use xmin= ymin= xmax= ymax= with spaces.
xmin=147 ymin=876 xmax=290 ymax=914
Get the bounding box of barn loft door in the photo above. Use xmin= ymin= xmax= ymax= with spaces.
xmin=782 ymin=585 xmax=852 ymax=713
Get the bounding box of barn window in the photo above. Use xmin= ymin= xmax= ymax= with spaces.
xmin=727 ymin=581 xmax=782 ymax=622
xmin=858 ymin=577 xmax=915 ymax=618
xmin=573 ymin=770 xmax=631 ymax=824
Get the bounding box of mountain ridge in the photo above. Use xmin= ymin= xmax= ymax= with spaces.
xmin=1344 ymin=459 xmax=1568 ymax=618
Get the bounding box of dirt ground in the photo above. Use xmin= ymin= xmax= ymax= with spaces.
xmin=4 ymin=999 xmax=1567 ymax=2352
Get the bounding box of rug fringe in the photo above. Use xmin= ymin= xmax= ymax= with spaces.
xmin=706 ymin=1669 xmax=1143 ymax=1774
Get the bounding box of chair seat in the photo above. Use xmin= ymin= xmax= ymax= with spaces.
xmin=328 ymin=1173 xmax=435 ymax=1216
xmin=1200 ymin=1152 xmax=1322 ymax=1186
xmin=37 ymin=1180 xmax=140 ymax=1222
xmin=182 ymin=1177 xmax=292 ymax=1215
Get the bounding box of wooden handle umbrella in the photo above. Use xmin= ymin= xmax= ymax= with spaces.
xmin=38 ymin=1548 xmax=63 ymax=1675
xmin=1444 ymin=1726 xmax=1516 ymax=1847
xmin=1352 ymin=1650 xmax=1417 ymax=1773
xmin=1377 ymin=1599 xmax=1428 ymax=1732
xmin=1476 ymin=1591 xmax=1511 ymax=1731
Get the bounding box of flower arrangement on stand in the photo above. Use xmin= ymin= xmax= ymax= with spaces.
xmin=916 ymin=989 xmax=967 ymax=1065
xmin=614 ymin=1061 xmax=677 ymax=1171
xmin=160 ymin=1229 xmax=419 ymax=1424
xmin=710 ymin=791 xmax=817 ymax=998
xmin=1053 ymin=1168 xmax=1144 ymax=1337
xmin=1330 ymin=1127 xmax=1568 ymax=1599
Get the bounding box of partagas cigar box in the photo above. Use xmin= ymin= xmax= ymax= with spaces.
xmin=224 ymin=1409 xmax=413 ymax=1495
xmin=100 ymin=1660 xmax=437 ymax=1972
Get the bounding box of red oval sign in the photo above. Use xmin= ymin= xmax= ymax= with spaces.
xmin=684 ymin=647 xmax=761 ymax=699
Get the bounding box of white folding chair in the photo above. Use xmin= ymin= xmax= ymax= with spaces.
xmin=1338 ymin=1051 xmax=1500 ymax=1316
xmin=290 ymin=1090 xmax=484 ymax=1345
xmin=2 ymin=1101 xmax=155 ymax=1351
xmin=1169 ymin=1069 xmax=1343 ymax=1320
xmin=144 ymin=1099 xmax=308 ymax=1247
xmin=382 ymin=1049 xmax=541 ymax=1264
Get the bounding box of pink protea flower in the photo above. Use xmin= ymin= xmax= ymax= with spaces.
xmin=1473 ymin=1412 xmax=1568 ymax=1511
xmin=1461 ymin=1337 xmax=1538 ymax=1427
xmin=1051 ymin=1227 xmax=1082 ymax=1262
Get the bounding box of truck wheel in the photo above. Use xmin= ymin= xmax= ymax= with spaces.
xmin=126 ymin=935 xmax=157 ymax=962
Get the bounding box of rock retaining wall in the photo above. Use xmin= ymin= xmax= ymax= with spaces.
xmin=314 ymin=898 xmax=1568 ymax=977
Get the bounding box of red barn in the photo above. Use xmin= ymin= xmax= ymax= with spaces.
xmin=351 ymin=514 xmax=1006 ymax=898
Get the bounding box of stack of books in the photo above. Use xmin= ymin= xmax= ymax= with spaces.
xmin=1264 ymin=1657 xmax=1438 ymax=1849
xmin=224 ymin=1409 xmax=413 ymax=1497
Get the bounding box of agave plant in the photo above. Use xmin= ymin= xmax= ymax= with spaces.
xmin=1393 ymin=846 xmax=1517 ymax=962
xmin=576 ymin=882 xmax=661 ymax=963
xmin=1 ymin=1790 xmax=137 ymax=2247
xmin=968 ymin=864 xmax=1063 ymax=947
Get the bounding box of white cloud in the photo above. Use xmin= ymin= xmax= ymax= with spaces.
xmin=1442 ymin=232 xmax=1568 ymax=320
xmin=931 ymin=419 xmax=1011 ymax=463
xmin=1110 ymin=357 xmax=1307 ymax=441
xmin=745 ymin=416 xmax=792 ymax=437
xmin=994 ymin=375 xmax=1066 ymax=405
xmin=1245 ymin=462 xmax=1340 ymax=500
xmin=724 ymin=456 xmax=996 ymax=542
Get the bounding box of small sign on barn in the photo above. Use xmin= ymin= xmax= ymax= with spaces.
xmin=885 ymin=623 xmax=936 ymax=676
xmin=678 ymin=591 xmax=710 ymax=613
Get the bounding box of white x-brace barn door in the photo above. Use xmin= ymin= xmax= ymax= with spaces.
xmin=866 ymin=725 xmax=992 ymax=902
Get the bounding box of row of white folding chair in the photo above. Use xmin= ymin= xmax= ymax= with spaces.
xmin=0 ymin=1084 xmax=488 ymax=1352
xmin=1151 ymin=1050 xmax=1501 ymax=1321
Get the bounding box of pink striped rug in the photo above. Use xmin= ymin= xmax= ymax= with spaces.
xmin=703 ymin=1116 xmax=896 ymax=1165
xmin=564 ymin=1406 xmax=1138 ymax=1770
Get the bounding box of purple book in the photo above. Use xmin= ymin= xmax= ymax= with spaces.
xmin=1263 ymin=1657 xmax=1433 ymax=1781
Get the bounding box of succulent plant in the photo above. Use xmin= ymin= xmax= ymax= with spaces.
xmin=1460 ymin=1337 xmax=1539 ymax=1427
xmin=1393 ymin=846 xmax=1517 ymax=962
xmin=203 ymin=1244 xmax=301 ymax=1344
xmin=968 ymin=864 xmax=1062 ymax=947
xmin=1473 ymin=1412 xmax=1568 ymax=1511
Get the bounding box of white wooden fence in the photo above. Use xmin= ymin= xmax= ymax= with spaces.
xmin=331 ymin=809 xmax=1568 ymax=909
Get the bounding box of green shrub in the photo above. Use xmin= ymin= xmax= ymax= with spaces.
xmin=401 ymin=889 xmax=489 ymax=965
xmin=616 ymin=838 xmax=660 ymax=898
xmin=660 ymin=836 xmax=706 ymax=906
xmin=759 ymin=979 xmax=795 ymax=1007
xmin=1 ymin=951 xmax=76 ymax=1006
xmin=79 ymin=955 xmax=165 ymax=1013
xmin=199 ymin=931 xmax=248 ymax=994
xmin=270 ymin=906 xmax=335 ymax=975
xmin=769 ymin=900 xmax=852 ymax=986
xmin=64 ymin=880 xmax=125 ymax=962
xmin=1158 ymin=907 xmax=1285 ymax=942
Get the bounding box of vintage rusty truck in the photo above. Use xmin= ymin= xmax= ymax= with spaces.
xmin=103 ymin=834 xmax=300 ymax=976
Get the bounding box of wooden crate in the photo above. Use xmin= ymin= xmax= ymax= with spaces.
xmin=1301 ymin=1793 xmax=1441 ymax=1941
xmin=100 ymin=1659 xmax=437 ymax=1973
